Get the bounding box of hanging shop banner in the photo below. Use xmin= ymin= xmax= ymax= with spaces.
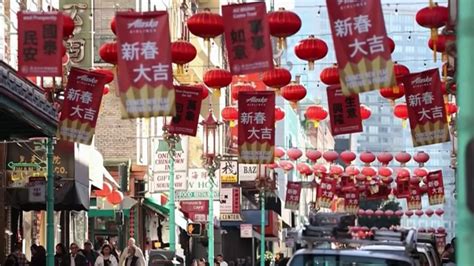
xmin=115 ymin=11 xmax=175 ymax=118
xmin=58 ymin=67 xmax=108 ymax=145
xmin=220 ymin=159 xmax=238 ymax=184
xmin=317 ymin=175 xmax=337 ymax=209
xmin=18 ymin=11 xmax=63 ymax=77
xmin=284 ymin=181 xmax=302 ymax=211
xmin=407 ymin=185 xmax=422 ymax=210
xmin=427 ymin=170 xmax=445 ymax=205
xmin=220 ymin=187 xmax=242 ymax=221
xmin=222 ymin=2 xmax=273 ymax=75
xmin=402 ymin=68 xmax=450 ymax=147
xmin=175 ymin=169 xmax=220 ymax=201
xmin=327 ymin=85 xmax=363 ymax=135
xmin=343 ymin=189 xmax=359 ymax=214
xmin=168 ymin=86 xmax=203 ymax=136
xmin=395 ymin=179 xmax=410 ymax=199
xmin=238 ymin=91 xmax=275 ymax=164
xmin=326 ymin=0 xmax=396 ymax=95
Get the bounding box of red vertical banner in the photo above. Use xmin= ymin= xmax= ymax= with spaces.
xmin=395 ymin=179 xmax=410 ymax=199
xmin=343 ymin=189 xmax=359 ymax=214
xmin=58 ymin=67 xmax=108 ymax=145
xmin=168 ymin=86 xmax=203 ymax=136
xmin=238 ymin=91 xmax=275 ymax=164
xmin=285 ymin=181 xmax=302 ymax=210
xmin=222 ymin=2 xmax=273 ymax=75
xmin=326 ymin=0 xmax=396 ymax=95
xmin=18 ymin=11 xmax=63 ymax=77
xmin=402 ymin=69 xmax=450 ymax=146
xmin=427 ymin=170 xmax=445 ymax=205
xmin=407 ymin=185 xmax=422 ymax=210
xmin=317 ymin=175 xmax=336 ymax=208
xmin=115 ymin=11 xmax=175 ymax=119
xmin=327 ymin=85 xmax=363 ymax=135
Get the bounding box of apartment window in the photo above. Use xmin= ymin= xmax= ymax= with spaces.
xmin=381 ymin=116 xmax=391 ymax=124
xmin=368 ymin=126 xmax=378 ymax=134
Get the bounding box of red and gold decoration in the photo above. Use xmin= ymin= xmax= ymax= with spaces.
xmin=294 ymin=35 xmax=328 ymax=70
xmin=204 ymin=68 xmax=233 ymax=96
xmin=394 ymin=103 xmax=408 ymax=128
xmin=287 ymin=147 xmax=303 ymax=161
xmin=305 ymin=105 xmax=328 ymax=128
xmin=415 ymin=3 xmax=449 ymax=61
xmin=275 ymin=107 xmax=285 ymax=123
xmin=427 ymin=170 xmax=445 ymax=205
xmin=168 ymin=86 xmax=203 ymax=136
xmin=231 ymin=83 xmax=255 ymax=102
xmin=99 ymin=41 xmax=118 ymax=65
xmin=267 ymin=8 xmax=301 ymax=49
xmin=262 ymin=67 xmax=292 ymax=93
xmin=320 ymin=64 xmax=340 ymax=85
xmin=306 ymin=149 xmax=322 ymax=163
xmin=171 ymin=40 xmax=197 ymax=74
xmin=360 ymin=104 xmax=372 ymax=120
xmin=221 ymin=106 xmax=239 ymax=128
xmin=285 ymin=181 xmax=302 ymax=210
xmin=327 ymin=85 xmax=363 ymax=135
xmin=187 ymin=8 xmax=224 ymax=41
xmin=281 ymin=83 xmax=307 ymax=109
xmin=317 ymin=175 xmax=336 ymax=208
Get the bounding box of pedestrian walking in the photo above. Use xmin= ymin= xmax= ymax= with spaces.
xmin=30 ymin=245 xmax=46 ymax=266
xmin=95 ymin=244 xmax=119 ymax=266
xmin=118 ymin=238 xmax=145 ymax=266
xmin=70 ymin=243 xmax=88 ymax=266
xmin=82 ymin=240 xmax=99 ymax=265
xmin=55 ymin=243 xmax=70 ymax=266
xmin=12 ymin=245 xmax=28 ymax=266
xmin=123 ymin=246 xmax=143 ymax=266
xmin=215 ymin=255 xmax=228 ymax=266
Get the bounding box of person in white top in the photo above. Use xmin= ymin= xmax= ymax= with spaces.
xmin=95 ymin=244 xmax=119 ymax=266
xmin=216 ymin=255 xmax=228 ymax=266
xmin=119 ymin=238 xmax=146 ymax=266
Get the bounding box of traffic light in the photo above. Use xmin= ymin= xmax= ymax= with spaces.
xmin=186 ymin=223 xmax=202 ymax=236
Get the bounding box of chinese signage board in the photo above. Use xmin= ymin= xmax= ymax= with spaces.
xmin=427 ymin=170 xmax=445 ymax=205
xmin=222 ymin=2 xmax=273 ymax=75
xmin=326 ymin=0 xmax=396 ymax=95
xmin=343 ymin=189 xmax=359 ymax=214
xmin=115 ymin=11 xmax=175 ymax=118
xmin=58 ymin=67 xmax=108 ymax=145
xmin=238 ymin=91 xmax=275 ymax=164
xmin=407 ymin=185 xmax=422 ymax=210
xmin=402 ymin=69 xmax=450 ymax=147
xmin=220 ymin=187 xmax=242 ymax=221
xmin=317 ymin=175 xmax=336 ymax=209
xmin=18 ymin=11 xmax=63 ymax=76
xmin=150 ymin=137 xmax=188 ymax=193
xmin=28 ymin=176 xmax=46 ymax=202
xmin=240 ymin=224 xmax=253 ymax=238
xmin=168 ymin=86 xmax=203 ymax=136
xmin=175 ymin=169 xmax=220 ymax=201
xmin=327 ymin=85 xmax=363 ymax=135
xmin=220 ymin=159 xmax=238 ymax=184
xmin=285 ymin=181 xmax=302 ymax=210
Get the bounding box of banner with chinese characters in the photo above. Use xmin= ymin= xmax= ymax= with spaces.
xmin=18 ymin=11 xmax=63 ymax=76
xmin=168 ymin=86 xmax=202 ymax=136
xmin=116 ymin=11 xmax=175 ymax=118
xmin=222 ymin=2 xmax=273 ymax=75
xmin=220 ymin=159 xmax=238 ymax=184
xmin=343 ymin=189 xmax=359 ymax=214
xmin=402 ymin=68 xmax=450 ymax=147
xmin=238 ymin=91 xmax=275 ymax=164
xmin=220 ymin=187 xmax=242 ymax=221
xmin=317 ymin=175 xmax=336 ymax=209
xmin=285 ymin=181 xmax=302 ymax=210
xmin=58 ymin=67 xmax=108 ymax=145
xmin=407 ymin=185 xmax=422 ymax=210
xmin=395 ymin=178 xmax=410 ymax=199
xmin=327 ymin=85 xmax=363 ymax=135
xmin=427 ymin=170 xmax=445 ymax=205
xmin=326 ymin=0 xmax=396 ymax=95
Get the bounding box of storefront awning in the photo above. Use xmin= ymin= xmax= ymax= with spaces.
xmin=143 ymin=197 xmax=189 ymax=229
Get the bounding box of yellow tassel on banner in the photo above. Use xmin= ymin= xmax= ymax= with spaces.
xmin=213 ymin=88 xmax=221 ymax=97
xmin=230 ymin=120 xmax=236 ymax=128
xmin=313 ymin=120 xmax=319 ymax=128
xmin=431 ymin=28 xmax=438 ymax=62
xmin=177 ymin=64 xmax=184 ymax=75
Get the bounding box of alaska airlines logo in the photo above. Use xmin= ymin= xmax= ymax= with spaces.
xmin=246 ymin=96 xmax=268 ymax=104
xmin=128 ymin=19 xmax=159 ymax=29
xmin=77 ymin=74 xmax=98 ymax=84
xmin=411 ymin=76 xmax=432 ymax=86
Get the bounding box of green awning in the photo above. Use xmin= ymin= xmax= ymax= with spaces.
xmin=143 ymin=197 xmax=169 ymax=215
xmin=88 ymin=208 xmax=130 ymax=218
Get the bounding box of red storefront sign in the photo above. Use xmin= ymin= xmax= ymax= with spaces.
xmin=402 ymin=69 xmax=450 ymax=147
xmin=180 ymin=200 xmax=209 ymax=213
xmin=168 ymin=86 xmax=203 ymax=136
xmin=317 ymin=175 xmax=336 ymax=208
xmin=238 ymin=91 xmax=275 ymax=164
xmin=58 ymin=67 xmax=108 ymax=145
xmin=115 ymin=11 xmax=175 ymax=118
xmin=395 ymin=179 xmax=410 ymax=199
xmin=285 ymin=181 xmax=302 ymax=210
xmin=407 ymin=185 xmax=422 ymax=210
xmin=326 ymin=0 xmax=396 ymax=95
xmin=18 ymin=11 xmax=63 ymax=77
xmin=427 ymin=170 xmax=445 ymax=205
xmin=222 ymin=2 xmax=273 ymax=75
xmin=327 ymin=85 xmax=363 ymax=135
xmin=343 ymin=189 xmax=359 ymax=214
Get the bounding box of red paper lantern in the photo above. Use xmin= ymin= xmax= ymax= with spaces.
xmin=267 ymin=8 xmax=301 ymax=48
xmin=297 ymin=162 xmax=311 ymax=176
xmin=287 ymin=148 xmax=303 ymax=161
xmin=329 ymin=165 xmax=344 ymax=176
xmin=405 ymin=210 xmax=414 ymax=217
xmin=313 ymin=163 xmax=327 ymax=176
xmin=231 ymin=83 xmax=255 ymax=101
xmin=360 ymin=151 xmax=376 ymax=165
xmin=92 ymin=68 xmax=114 ymax=84
xmin=394 ymin=103 xmax=408 ymax=127
xmin=377 ymin=152 xmax=393 ymax=166
xmin=395 ymin=151 xmax=411 ymax=165
xmin=103 ymin=86 xmax=110 ymax=95
xmin=414 ymin=167 xmax=429 ymax=178
xmin=428 ymin=34 xmax=456 ymax=53
xmin=340 ymin=151 xmax=356 ymax=165
xmin=360 ymin=104 xmax=372 ymax=120
xmin=305 ymin=105 xmax=328 ymax=128
xmin=63 ymin=13 xmax=75 ymax=38
xmin=107 ymin=190 xmax=124 ymax=205
xmin=413 ymin=151 xmax=430 ymax=166
xmin=171 ymin=40 xmax=197 ymax=73
xmin=323 ymin=151 xmax=338 ymax=163
xmin=221 ymin=106 xmax=238 ymax=127
xmin=378 ymin=167 xmax=393 ymax=178
xmin=193 ymin=83 xmax=210 ymax=100
xmin=416 ymin=4 xmax=449 ymax=30
xmin=365 ymin=209 xmax=374 ymax=217
xmin=380 ymin=83 xmax=406 ymax=102
xmin=384 ymin=210 xmax=394 ymax=217
xmin=435 ymin=208 xmax=444 ymax=216
xmin=262 ymin=67 xmax=292 ymax=90
xmin=361 ymin=166 xmax=377 ymax=179
xmin=187 ymin=9 xmax=224 ymax=40
xmin=294 ymin=35 xmax=328 ymax=70
xmin=204 ymin=68 xmax=232 ymax=95
xmin=279 ymin=160 xmax=294 ymax=172
xmin=320 ymin=64 xmax=340 ymax=85
xmin=357 ymin=209 xmax=366 ymax=216
xmin=394 ymin=63 xmax=410 ymax=79
xmin=437 ymin=227 xmax=446 ymax=234
xmin=425 ymin=209 xmax=434 ymax=217
xmin=275 ymin=147 xmax=286 ymax=159
xmin=375 ymin=209 xmax=384 ymax=217
xmin=415 ymin=210 xmax=424 ymax=217
xmin=110 ymin=16 xmax=117 ymax=35
xmin=397 ymin=167 xmax=411 ymax=180
xmin=395 ymin=210 xmax=404 ymax=217
xmin=275 ymin=107 xmax=285 ymax=122
xmin=306 ymin=149 xmax=322 ymax=163
xmin=441 ymin=82 xmax=457 ymax=95
xmin=446 ymin=102 xmax=458 ymax=115
xmin=99 ymin=41 xmax=118 ymax=65
xmin=345 ymin=166 xmax=360 ymax=176
xmin=95 ymin=182 xmax=113 ymax=197
xmin=266 ymin=163 xmax=279 ymax=170
xmin=387 ymin=37 xmax=395 ymax=54
xmin=281 ymin=83 xmax=307 ymax=109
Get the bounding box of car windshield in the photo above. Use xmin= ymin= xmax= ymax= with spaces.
xmin=362 ymin=249 xmax=429 ymax=266
xmin=289 ymin=254 xmax=412 ymax=266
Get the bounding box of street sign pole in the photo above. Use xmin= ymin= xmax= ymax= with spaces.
xmin=46 ymin=138 xmax=55 ymax=266
xmin=260 ymin=189 xmax=265 ymax=266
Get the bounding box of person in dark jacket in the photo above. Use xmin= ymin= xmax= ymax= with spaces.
xmin=55 ymin=243 xmax=70 ymax=266
xmin=70 ymin=242 xmax=88 ymax=266
xmin=124 ymin=246 xmax=142 ymax=266
xmin=82 ymin=240 xmax=99 ymax=265
xmin=30 ymin=245 xmax=46 ymax=266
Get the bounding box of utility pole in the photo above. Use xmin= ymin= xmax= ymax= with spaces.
xmin=46 ymin=138 xmax=55 ymax=266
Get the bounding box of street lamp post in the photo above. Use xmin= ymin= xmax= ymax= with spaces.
xmin=46 ymin=137 xmax=55 ymax=266
xmin=200 ymin=110 xmax=221 ymax=264
xmin=256 ymin=166 xmax=275 ymax=266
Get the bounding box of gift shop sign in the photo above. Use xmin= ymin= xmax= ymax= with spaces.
xmin=175 ymin=169 xmax=220 ymax=201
